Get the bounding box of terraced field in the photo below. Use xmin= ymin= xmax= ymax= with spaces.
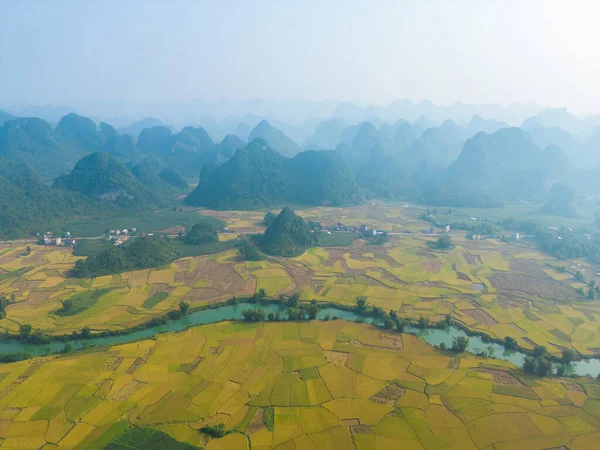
xmin=1 ymin=320 xmax=599 ymax=449
xmin=2 ymin=204 xmax=600 ymax=357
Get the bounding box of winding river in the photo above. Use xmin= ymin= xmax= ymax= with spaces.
xmin=2 ymin=303 xmax=599 ymax=377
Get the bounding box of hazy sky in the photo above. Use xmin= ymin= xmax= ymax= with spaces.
xmin=1 ymin=0 xmax=599 ymax=113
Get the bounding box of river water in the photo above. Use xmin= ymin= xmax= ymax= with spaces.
xmin=2 ymin=303 xmax=599 ymax=377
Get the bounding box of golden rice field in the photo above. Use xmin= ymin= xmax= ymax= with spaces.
xmin=1 ymin=203 xmax=600 ymax=357
xmin=1 ymin=320 xmax=600 ymax=449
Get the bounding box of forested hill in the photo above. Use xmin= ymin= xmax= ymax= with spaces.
xmin=424 ymin=128 xmax=571 ymax=206
xmin=0 ymin=157 xmax=118 ymax=238
xmin=184 ymin=139 xmax=361 ymax=209
xmin=53 ymin=152 xmax=162 ymax=208
xmin=259 ymin=207 xmax=315 ymax=256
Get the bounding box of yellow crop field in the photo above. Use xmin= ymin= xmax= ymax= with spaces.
xmin=2 ymin=203 xmax=600 ymax=362
xmin=0 ymin=320 xmax=597 ymax=448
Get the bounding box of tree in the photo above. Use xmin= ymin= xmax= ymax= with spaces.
xmin=305 ymin=303 xmax=318 ymax=320
xmin=383 ymin=318 xmax=394 ymax=329
xmin=503 ymin=336 xmax=518 ymax=350
xmin=287 ymin=307 xmax=305 ymax=321
xmin=267 ymin=312 xmax=275 ymax=321
xmin=62 ymin=342 xmax=73 ymax=353
xmin=533 ymin=346 xmax=547 ymax=357
xmin=29 ymin=328 xmax=46 ymax=344
xmin=452 ymin=336 xmax=469 ymax=353
xmin=241 ymin=309 xmax=265 ymax=322
xmin=200 ymin=423 xmax=231 ymax=438
xmin=80 ymin=326 xmax=92 ymax=339
xmin=182 ymin=223 xmax=218 ymax=245
xmin=536 ymin=358 xmax=553 ymax=377
xmin=372 ymin=306 xmax=385 ymax=317
xmin=287 ymin=292 xmax=300 ymax=308
xmin=179 ymin=301 xmax=190 ymax=315
xmin=418 ymin=316 xmax=428 ymax=329
xmin=395 ymin=320 xmax=405 ymax=333
xmin=523 ymin=356 xmax=537 ymax=374
xmin=561 ymin=349 xmax=575 ymax=364
xmin=60 ymin=298 xmax=73 ymax=312
xmin=19 ymin=324 xmax=32 ymax=340
xmin=258 ymin=289 xmax=267 ymax=302
xmin=433 ymin=235 xmax=453 ymax=250
xmin=355 ymin=296 xmax=368 ymax=312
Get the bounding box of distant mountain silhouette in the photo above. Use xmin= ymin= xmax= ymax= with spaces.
xmin=426 ymin=128 xmax=570 ymax=206
xmin=248 ymin=120 xmax=300 ymax=156
xmin=185 ymin=139 xmax=360 ymax=209
xmin=0 ymin=110 xmax=18 ymax=126
xmin=53 ymin=152 xmax=160 ymax=207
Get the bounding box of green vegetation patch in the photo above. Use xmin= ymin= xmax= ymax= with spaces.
xmin=104 ymin=426 xmax=199 ymax=450
xmin=492 ymin=385 xmax=539 ymax=399
xmin=300 ymin=367 xmax=320 ymax=380
xmin=31 ymin=406 xmax=62 ymax=420
xmin=262 ymin=407 xmax=274 ymax=431
xmin=67 ymin=209 xmax=223 ymax=238
xmin=73 ymin=239 xmax=114 ymax=256
xmin=173 ymin=240 xmax=237 ymax=258
xmin=318 ymin=232 xmax=357 ymax=247
xmin=0 ymin=267 xmax=31 ymax=282
xmin=55 ymin=288 xmax=112 ymax=316
xmin=75 ymin=236 xmax=178 ymax=278
xmin=523 ymin=309 xmax=541 ymax=322
xmin=142 ymin=292 xmax=170 ymax=309
xmin=78 ymin=420 xmax=130 ymax=450
xmin=549 ymin=328 xmax=572 ymax=342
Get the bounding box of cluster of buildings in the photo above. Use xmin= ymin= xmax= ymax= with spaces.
xmin=105 ymin=228 xmax=137 ymax=246
xmin=420 ymin=225 xmax=451 ymax=235
xmin=38 ymin=232 xmax=76 ymax=247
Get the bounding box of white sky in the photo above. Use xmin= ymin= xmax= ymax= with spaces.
xmin=1 ymin=0 xmax=599 ymax=113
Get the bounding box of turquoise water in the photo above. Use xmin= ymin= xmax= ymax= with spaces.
xmin=2 ymin=303 xmax=600 ymax=377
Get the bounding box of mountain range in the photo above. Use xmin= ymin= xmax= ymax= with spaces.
xmin=185 ymin=139 xmax=361 ymax=209
xmin=0 ymin=103 xmax=599 ymax=237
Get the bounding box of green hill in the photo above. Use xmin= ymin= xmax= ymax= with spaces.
xmin=74 ymin=235 xmax=178 ymax=277
xmin=259 ymin=207 xmax=315 ymax=256
xmin=159 ymin=167 xmax=188 ymax=188
xmin=0 ymin=157 xmax=115 ymax=238
xmin=426 ymin=128 xmax=570 ymax=206
xmin=130 ymin=162 xmax=188 ymax=197
xmin=248 ymin=120 xmax=300 ymax=156
xmin=53 ymin=152 xmax=160 ymax=208
xmin=0 ymin=117 xmax=87 ymax=183
xmin=55 ymin=113 xmax=103 ymax=152
xmin=173 ymin=127 xmax=214 ymax=152
xmin=184 ymin=140 xmax=361 ymax=209
xmin=136 ymin=126 xmax=235 ymax=181
xmin=0 ymin=110 xmax=17 ymax=126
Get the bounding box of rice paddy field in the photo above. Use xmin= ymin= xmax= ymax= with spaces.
xmin=2 ymin=203 xmax=600 ymax=358
xmin=1 ymin=319 xmax=599 ymax=449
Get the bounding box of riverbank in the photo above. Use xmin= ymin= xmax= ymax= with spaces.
xmin=2 ymin=300 xmax=600 ymax=377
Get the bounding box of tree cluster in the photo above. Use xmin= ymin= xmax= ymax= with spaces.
xmin=181 ymin=223 xmax=218 ymax=245
xmin=75 ymin=236 xmax=178 ymax=277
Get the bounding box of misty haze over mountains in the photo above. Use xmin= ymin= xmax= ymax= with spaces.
xmin=2 ymin=95 xmax=600 ymax=235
